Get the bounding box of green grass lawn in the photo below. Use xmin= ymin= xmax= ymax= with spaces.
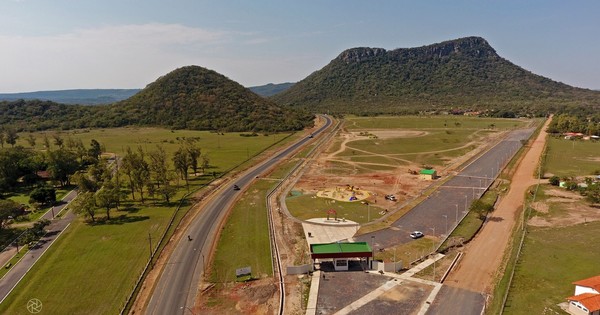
xmin=502 ymin=221 xmax=600 ymax=314
xmin=344 ymin=116 xmax=528 ymax=130
xmin=544 ymin=137 xmax=600 ymax=177
xmin=286 ymin=193 xmax=384 ymax=224
xmin=17 ymin=127 xmax=291 ymax=172
xmin=0 ymin=204 xmax=174 ymax=315
xmin=210 ymin=179 xmax=274 ymax=283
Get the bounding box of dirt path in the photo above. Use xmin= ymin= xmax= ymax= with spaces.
xmin=445 ymin=117 xmax=551 ymax=294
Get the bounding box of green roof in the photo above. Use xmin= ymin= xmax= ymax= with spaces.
xmin=420 ymin=169 xmax=436 ymax=175
xmin=310 ymin=242 xmax=372 ymax=254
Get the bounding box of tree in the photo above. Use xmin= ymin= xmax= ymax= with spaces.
xmin=71 ymin=171 xmax=99 ymax=193
xmin=149 ymin=145 xmax=169 ymax=187
xmin=5 ymin=127 xmax=18 ymax=147
xmin=173 ymin=147 xmax=190 ymax=188
xmin=549 ymin=176 xmax=560 ymax=186
xmin=26 ymin=134 xmax=36 ymax=147
xmin=184 ymin=140 xmax=201 ymax=176
xmin=586 ymin=183 xmax=600 ymax=205
xmin=0 ymin=128 xmax=5 ymax=148
xmin=88 ymin=139 xmax=102 ymax=162
xmin=0 ymin=199 xmax=20 ymax=230
xmin=95 ymin=181 xmax=121 ymax=220
xmin=29 ymin=186 xmax=57 ymax=209
xmin=71 ymin=191 xmax=97 ymax=223
xmin=46 ymin=148 xmax=80 ymax=187
xmin=52 ymin=133 xmax=64 ymax=148
xmin=200 ymin=155 xmax=210 ymax=174
xmin=121 ymin=146 xmax=150 ymax=203
xmin=158 ymin=183 xmax=177 ymax=203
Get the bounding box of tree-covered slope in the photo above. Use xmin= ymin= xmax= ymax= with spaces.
xmin=0 ymin=66 xmax=313 ymax=132
xmin=273 ymin=36 xmax=600 ymax=115
xmin=108 ymin=66 xmax=312 ymax=131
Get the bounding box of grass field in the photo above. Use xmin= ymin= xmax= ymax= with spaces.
xmin=344 ymin=116 xmax=528 ymax=130
xmin=497 ymin=131 xmax=600 ymax=314
xmin=286 ymin=194 xmax=383 ymax=224
xmin=16 ymin=128 xmax=291 ymax=171
xmin=544 ymin=137 xmax=600 ymax=177
xmin=210 ymin=179 xmax=274 ymax=283
xmin=502 ymin=221 xmax=600 ymax=314
xmin=0 ymin=128 xmax=297 ymax=314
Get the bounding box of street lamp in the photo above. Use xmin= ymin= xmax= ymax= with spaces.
xmin=455 ymin=204 xmax=458 ymax=223
xmin=442 ymin=215 xmax=448 ymax=235
xmin=371 ymin=236 xmax=375 ymax=269
xmin=366 ymin=202 xmax=370 ymax=222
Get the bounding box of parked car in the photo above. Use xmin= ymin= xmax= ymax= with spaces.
xmin=409 ymin=231 xmax=424 ymax=239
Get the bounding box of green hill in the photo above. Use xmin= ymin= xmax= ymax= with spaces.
xmin=0 ymin=66 xmax=313 ymax=132
xmin=272 ymin=36 xmax=600 ymax=116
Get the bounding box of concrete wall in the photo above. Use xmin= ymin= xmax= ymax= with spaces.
xmin=372 ymin=260 xmax=402 ymax=272
xmin=286 ymin=264 xmax=313 ymax=275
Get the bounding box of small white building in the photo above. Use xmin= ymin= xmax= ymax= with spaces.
xmin=567 ymin=275 xmax=600 ymax=315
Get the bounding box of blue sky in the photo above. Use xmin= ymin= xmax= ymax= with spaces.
xmin=1 ymin=0 xmax=599 ymax=92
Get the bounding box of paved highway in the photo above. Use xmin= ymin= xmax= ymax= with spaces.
xmin=146 ymin=115 xmax=333 ymax=315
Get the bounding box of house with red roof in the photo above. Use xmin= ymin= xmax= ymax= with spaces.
xmin=567 ymin=275 xmax=600 ymax=315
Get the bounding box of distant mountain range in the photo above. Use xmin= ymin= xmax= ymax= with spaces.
xmin=0 ymin=89 xmax=140 ymax=105
xmin=248 ymin=83 xmax=295 ymax=97
xmin=0 ymin=66 xmax=313 ymax=132
xmin=273 ymin=36 xmax=600 ymax=115
xmin=0 ymin=83 xmax=295 ymax=105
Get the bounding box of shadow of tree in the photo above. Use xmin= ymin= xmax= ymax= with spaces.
xmin=487 ymin=216 xmax=504 ymax=222
xmin=90 ymin=215 xmax=149 ymax=226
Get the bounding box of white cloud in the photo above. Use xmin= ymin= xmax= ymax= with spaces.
xmin=0 ymin=23 xmax=238 ymax=92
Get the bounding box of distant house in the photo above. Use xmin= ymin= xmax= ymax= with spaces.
xmin=419 ymin=169 xmax=437 ymax=180
xmin=566 ymin=275 xmax=600 ymax=315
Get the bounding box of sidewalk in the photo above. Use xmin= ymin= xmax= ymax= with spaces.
xmin=304 ymin=253 xmax=445 ymax=315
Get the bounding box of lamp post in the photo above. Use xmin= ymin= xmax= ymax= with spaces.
xmin=442 ymin=215 xmax=448 ymax=235
xmin=367 ymin=202 xmax=370 ymax=222
xmin=371 ymin=235 xmax=375 ymax=270
xmin=455 ymin=204 xmax=458 ymax=224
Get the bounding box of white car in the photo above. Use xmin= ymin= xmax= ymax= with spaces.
xmin=410 ymin=231 xmax=424 ymax=239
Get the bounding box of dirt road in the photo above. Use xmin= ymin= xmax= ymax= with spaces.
xmin=445 ymin=117 xmax=552 ymax=294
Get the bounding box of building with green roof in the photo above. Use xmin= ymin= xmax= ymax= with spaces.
xmin=419 ymin=169 xmax=437 ymax=180
xmin=310 ymin=242 xmax=373 ymax=271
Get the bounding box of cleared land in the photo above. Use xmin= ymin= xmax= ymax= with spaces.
xmin=287 ymin=116 xmax=528 ymax=225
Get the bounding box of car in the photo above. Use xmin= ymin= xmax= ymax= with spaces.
xmin=233 ymin=184 xmax=240 ymax=190
xmin=409 ymin=231 xmax=424 ymax=239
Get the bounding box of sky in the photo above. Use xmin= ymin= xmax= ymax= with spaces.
xmin=1 ymin=0 xmax=599 ymax=93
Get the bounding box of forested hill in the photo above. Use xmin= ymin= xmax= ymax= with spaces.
xmin=272 ymin=36 xmax=600 ymax=116
xmin=0 ymin=66 xmax=313 ymax=132
xmin=109 ymin=66 xmax=312 ymax=131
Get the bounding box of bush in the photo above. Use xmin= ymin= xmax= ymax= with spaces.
xmin=549 ymin=176 xmax=560 ymax=186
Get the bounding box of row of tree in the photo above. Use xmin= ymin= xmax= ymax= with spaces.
xmin=546 ymin=113 xmax=600 ymax=135
xmin=70 ymin=139 xmax=208 ymax=222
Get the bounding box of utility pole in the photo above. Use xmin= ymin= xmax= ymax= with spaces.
xmin=148 ymin=233 xmax=153 ymax=267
